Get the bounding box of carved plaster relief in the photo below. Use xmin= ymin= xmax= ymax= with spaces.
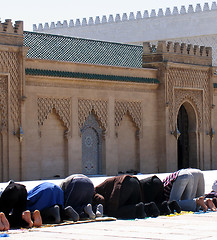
xmin=78 ymin=99 xmax=108 ymax=130
xmin=115 ymin=100 xmax=142 ymax=131
xmin=37 ymin=97 xmax=71 ymax=135
xmin=0 ymin=76 xmax=8 ymax=132
xmin=167 ymin=68 xmax=210 ymax=132
xmin=0 ymin=51 xmax=20 ymax=130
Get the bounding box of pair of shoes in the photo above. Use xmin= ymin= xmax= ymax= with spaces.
xmin=144 ymin=202 xmax=160 ymax=218
xmin=41 ymin=205 xmax=61 ymax=224
xmin=63 ymin=206 xmax=79 ymax=222
xmin=168 ymin=200 xmax=181 ymax=214
xmin=135 ymin=202 xmax=147 ymax=219
xmin=159 ymin=201 xmax=171 ymax=215
xmin=96 ymin=204 xmax=103 ymax=217
xmin=84 ymin=204 xmax=96 ymax=219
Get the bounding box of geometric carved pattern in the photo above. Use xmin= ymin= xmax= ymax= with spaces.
xmin=0 ymin=51 xmax=20 ymax=130
xmin=0 ymin=76 xmax=8 ymax=131
xmin=115 ymin=100 xmax=142 ymax=130
xmin=37 ymin=97 xmax=71 ymax=131
xmin=174 ymin=89 xmax=203 ymax=130
xmin=167 ymin=68 xmax=210 ymax=132
xmin=78 ymin=99 xmax=108 ymax=130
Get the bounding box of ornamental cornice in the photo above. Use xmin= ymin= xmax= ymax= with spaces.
xmin=26 ymin=78 xmax=159 ymax=92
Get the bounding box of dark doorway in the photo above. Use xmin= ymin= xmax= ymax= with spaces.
xmin=177 ymin=105 xmax=189 ymax=169
xmin=177 ymin=102 xmax=198 ymax=169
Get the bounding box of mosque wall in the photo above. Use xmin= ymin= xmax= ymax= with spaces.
xmin=0 ymin=20 xmax=27 ymax=181
xmin=34 ymin=2 xmax=217 ymax=43
xmin=22 ymin=59 xmax=160 ymax=180
xmin=142 ymin=41 xmax=214 ymax=173
xmin=0 ymin=19 xmax=216 ymax=181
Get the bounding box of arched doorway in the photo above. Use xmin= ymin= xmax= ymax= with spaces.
xmin=177 ymin=102 xmax=198 ymax=169
xmin=81 ymin=113 xmax=102 ymax=175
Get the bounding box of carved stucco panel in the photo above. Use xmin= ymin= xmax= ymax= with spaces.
xmin=115 ymin=100 xmax=142 ymax=131
xmin=37 ymin=97 xmax=71 ymax=133
xmin=168 ymin=68 xmax=210 ymax=132
xmin=0 ymin=51 xmax=20 ymax=130
xmin=0 ymin=76 xmax=8 ymax=132
xmin=78 ymin=99 xmax=108 ymax=130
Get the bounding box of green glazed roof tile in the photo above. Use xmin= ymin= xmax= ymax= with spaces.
xmin=25 ymin=68 xmax=159 ymax=84
xmin=24 ymin=31 xmax=143 ymax=68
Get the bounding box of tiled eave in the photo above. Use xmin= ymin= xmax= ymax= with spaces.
xmin=25 ymin=68 xmax=160 ymax=84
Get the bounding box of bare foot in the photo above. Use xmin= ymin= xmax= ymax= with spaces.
xmin=0 ymin=213 xmax=4 ymax=231
xmin=0 ymin=212 xmax=9 ymax=231
xmin=32 ymin=210 xmax=42 ymax=227
xmin=205 ymin=199 xmax=217 ymax=211
xmin=196 ymin=196 xmax=208 ymax=212
xmin=22 ymin=210 xmax=33 ymax=228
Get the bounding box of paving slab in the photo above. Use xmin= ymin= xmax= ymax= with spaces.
xmin=5 ymin=211 xmax=217 ymax=240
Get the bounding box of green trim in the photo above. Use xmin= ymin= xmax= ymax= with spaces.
xmin=214 ymin=83 xmax=217 ymax=88
xmin=25 ymin=68 xmax=160 ymax=84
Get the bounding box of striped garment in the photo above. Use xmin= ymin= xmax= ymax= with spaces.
xmin=163 ymin=170 xmax=180 ymax=201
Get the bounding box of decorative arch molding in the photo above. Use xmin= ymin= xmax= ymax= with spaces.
xmin=81 ymin=113 xmax=102 ymax=134
xmin=115 ymin=100 xmax=142 ymax=131
xmin=37 ymin=97 xmax=71 ymax=135
xmin=167 ymin=67 xmax=211 ymax=133
xmin=78 ymin=99 xmax=108 ymax=130
xmin=174 ymin=89 xmax=202 ymax=131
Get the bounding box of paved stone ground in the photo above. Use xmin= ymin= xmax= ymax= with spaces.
xmin=5 ymin=211 xmax=217 ymax=240
xmin=1 ymin=170 xmax=217 ymax=239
